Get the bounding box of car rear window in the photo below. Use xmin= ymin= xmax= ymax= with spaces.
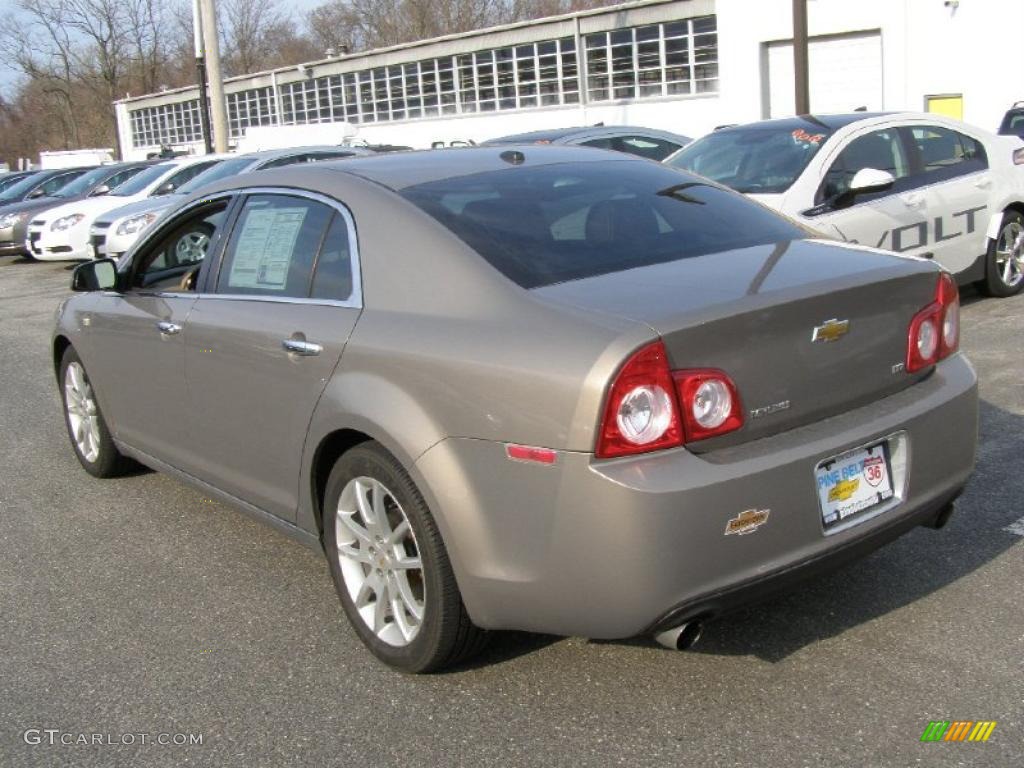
xmin=400 ymin=161 xmax=805 ymax=288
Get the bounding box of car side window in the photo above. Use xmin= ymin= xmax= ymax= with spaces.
xmin=909 ymin=125 xmax=988 ymax=183
xmin=581 ymin=136 xmax=680 ymax=161
xmin=161 ymin=161 xmax=216 ymax=192
xmin=103 ymin=167 xmax=145 ymax=191
xmin=40 ymin=171 xmax=83 ymax=196
xmin=260 ymin=151 xmax=354 ymax=169
xmin=216 ymin=194 xmax=333 ymax=297
xmin=130 ymin=202 xmax=229 ymax=291
xmin=817 ymin=129 xmax=909 ymax=204
xmin=310 ymin=213 xmax=355 ymax=301
xmin=618 ymin=136 xmax=683 ymax=161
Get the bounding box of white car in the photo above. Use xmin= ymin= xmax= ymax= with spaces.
xmin=27 ymin=156 xmax=219 ymax=262
xmin=93 ymin=146 xmax=373 ymax=260
xmin=667 ymin=112 xmax=1024 ymax=296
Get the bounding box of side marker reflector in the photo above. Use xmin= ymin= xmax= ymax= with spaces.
xmin=505 ymin=444 xmax=557 ymax=465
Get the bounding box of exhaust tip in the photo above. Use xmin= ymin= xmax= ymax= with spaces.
xmin=654 ymin=621 xmax=703 ymax=651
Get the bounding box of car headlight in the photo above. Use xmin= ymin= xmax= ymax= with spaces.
xmin=0 ymin=212 xmax=25 ymax=229
xmin=115 ymin=212 xmax=158 ymax=237
xmin=51 ymin=213 xmax=85 ymax=231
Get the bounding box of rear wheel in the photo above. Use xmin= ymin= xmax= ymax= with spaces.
xmin=59 ymin=347 xmax=131 ymax=477
xmin=323 ymin=442 xmax=487 ymax=672
xmin=981 ymin=210 xmax=1024 ymax=297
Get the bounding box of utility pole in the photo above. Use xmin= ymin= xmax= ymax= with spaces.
xmin=793 ymin=0 xmax=810 ymax=115
xmin=198 ymin=0 xmax=229 ymax=152
xmin=193 ymin=0 xmax=213 ymax=153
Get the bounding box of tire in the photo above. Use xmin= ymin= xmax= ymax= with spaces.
xmin=322 ymin=442 xmax=487 ymax=672
xmin=980 ymin=210 xmax=1024 ymax=297
xmin=59 ymin=347 xmax=132 ymax=478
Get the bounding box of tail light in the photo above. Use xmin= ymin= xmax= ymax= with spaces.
xmin=673 ymin=369 xmax=745 ymax=442
xmin=596 ymin=341 xmax=743 ymax=458
xmin=906 ymin=272 xmax=959 ymax=373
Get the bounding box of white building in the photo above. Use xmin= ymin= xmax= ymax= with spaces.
xmin=114 ymin=0 xmax=1022 ymax=159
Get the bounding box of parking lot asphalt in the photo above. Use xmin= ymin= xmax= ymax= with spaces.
xmin=1 ymin=255 xmax=1021 ymax=768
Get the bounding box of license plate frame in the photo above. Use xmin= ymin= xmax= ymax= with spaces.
xmin=815 ymin=438 xmax=895 ymax=532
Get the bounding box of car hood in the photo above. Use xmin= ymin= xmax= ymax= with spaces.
xmin=0 ymin=195 xmax=86 ymax=219
xmin=31 ymin=194 xmax=145 ymax=225
xmin=94 ymin=196 xmax=175 ymax=227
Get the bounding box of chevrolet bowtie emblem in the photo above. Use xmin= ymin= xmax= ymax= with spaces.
xmin=812 ymin=318 xmax=850 ymax=343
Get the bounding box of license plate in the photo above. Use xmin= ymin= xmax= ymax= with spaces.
xmin=815 ymin=440 xmax=894 ymax=531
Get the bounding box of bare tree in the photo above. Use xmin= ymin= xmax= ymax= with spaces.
xmin=221 ymin=0 xmax=318 ymax=76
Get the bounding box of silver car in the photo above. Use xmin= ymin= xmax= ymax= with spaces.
xmin=54 ymin=147 xmax=978 ymax=672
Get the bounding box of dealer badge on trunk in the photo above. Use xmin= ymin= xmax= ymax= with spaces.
xmin=725 ymin=508 xmax=771 ymax=536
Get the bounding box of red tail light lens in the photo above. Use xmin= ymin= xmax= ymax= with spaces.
xmin=596 ymin=343 xmax=743 ymax=458
xmin=597 ymin=341 xmax=682 ymax=458
xmin=936 ymin=271 xmax=959 ymax=357
xmin=673 ymin=369 xmax=744 ymax=442
xmin=906 ymin=272 xmax=959 ymax=373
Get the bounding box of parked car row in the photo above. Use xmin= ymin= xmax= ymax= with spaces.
xmin=53 ymin=125 xmax=980 ymax=672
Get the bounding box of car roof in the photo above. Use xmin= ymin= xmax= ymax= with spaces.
xmin=485 ymin=125 xmax=688 ymax=144
xmin=715 ymin=113 xmax=895 ymax=134
xmin=292 ymin=145 xmax=644 ymax=191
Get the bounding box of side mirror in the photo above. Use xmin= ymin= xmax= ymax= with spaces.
xmin=27 ymin=188 xmax=46 ymax=199
xmin=90 ymin=184 xmax=111 ymax=197
xmin=153 ymin=181 xmax=175 ymax=196
xmin=71 ymin=258 xmax=119 ymax=292
xmin=848 ymin=167 xmax=895 ymax=196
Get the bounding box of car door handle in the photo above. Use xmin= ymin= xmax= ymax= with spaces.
xmin=901 ymin=193 xmax=925 ymax=209
xmin=282 ymin=339 xmax=322 ymax=356
xmin=156 ymin=321 xmax=181 ymax=335
xmin=973 ymin=177 xmax=993 ymax=189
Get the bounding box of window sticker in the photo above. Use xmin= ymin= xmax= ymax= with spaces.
xmin=227 ymin=206 xmax=307 ymax=290
xmin=791 ymin=128 xmax=826 ymax=147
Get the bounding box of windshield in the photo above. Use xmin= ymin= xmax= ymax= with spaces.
xmin=175 ymin=157 xmax=253 ymax=194
xmin=0 ymin=172 xmax=47 ymax=202
xmin=0 ymin=173 xmax=33 ymax=194
xmin=110 ymin=162 xmax=174 ymax=196
xmin=54 ymin=166 xmax=118 ymax=198
xmin=401 ymin=160 xmax=805 ymax=289
xmin=666 ymin=126 xmax=834 ymax=194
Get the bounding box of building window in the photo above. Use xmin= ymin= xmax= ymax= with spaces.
xmin=128 ymin=100 xmax=203 ymax=148
xmin=126 ymin=13 xmax=717 ymax=145
xmin=585 ymin=15 xmax=717 ymax=103
xmin=226 ymin=86 xmax=278 ymax=139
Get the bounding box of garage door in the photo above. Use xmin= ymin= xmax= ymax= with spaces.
xmin=765 ymin=31 xmax=882 ymax=117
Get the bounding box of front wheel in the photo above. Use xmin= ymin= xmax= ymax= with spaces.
xmin=322 ymin=442 xmax=487 ymax=672
xmin=59 ymin=347 xmax=131 ymax=477
xmin=980 ymin=210 xmax=1024 ymax=297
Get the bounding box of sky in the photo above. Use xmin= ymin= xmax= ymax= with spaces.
xmin=0 ymin=0 xmax=328 ymax=97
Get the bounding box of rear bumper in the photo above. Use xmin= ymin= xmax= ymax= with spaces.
xmin=413 ymin=354 xmax=978 ymax=639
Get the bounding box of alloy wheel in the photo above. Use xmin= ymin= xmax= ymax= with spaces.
xmin=995 ymin=220 xmax=1024 ymax=288
xmin=64 ymin=361 xmax=100 ymax=463
xmin=335 ymin=477 xmax=425 ymax=647
xmin=175 ymin=231 xmax=209 ymax=263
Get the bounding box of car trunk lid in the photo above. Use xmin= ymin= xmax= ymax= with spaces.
xmin=532 ymin=238 xmax=941 ymax=448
